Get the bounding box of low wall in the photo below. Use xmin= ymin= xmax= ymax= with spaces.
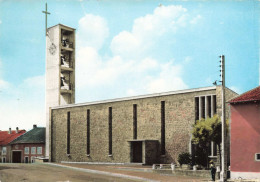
xmin=153 ymin=168 xmax=211 ymax=178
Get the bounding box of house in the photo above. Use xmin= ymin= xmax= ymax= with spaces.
xmin=0 ymin=128 xmax=26 ymax=163
xmin=229 ymin=86 xmax=260 ymax=179
xmin=11 ymin=125 xmax=45 ymax=163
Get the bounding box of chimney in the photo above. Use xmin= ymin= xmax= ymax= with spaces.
xmin=8 ymin=128 xmax=11 ymax=134
xmin=16 ymin=127 xmax=19 ymax=133
xmin=33 ymin=124 xmax=37 ymax=129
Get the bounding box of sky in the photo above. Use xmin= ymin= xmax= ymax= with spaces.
xmin=0 ymin=0 xmax=259 ymax=131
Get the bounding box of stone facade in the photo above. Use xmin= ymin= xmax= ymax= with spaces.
xmin=50 ymin=86 xmax=237 ymax=165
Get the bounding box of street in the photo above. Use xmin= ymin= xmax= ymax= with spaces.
xmin=0 ymin=163 xmax=209 ymax=182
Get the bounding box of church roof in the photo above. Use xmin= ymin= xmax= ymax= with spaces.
xmin=0 ymin=130 xmax=26 ymax=146
xmin=11 ymin=127 xmax=45 ymax=144
xmin=52 ymin=86 xmax=217 ymax=110
xmin=229 ymin=86 xmax=260 ymax=104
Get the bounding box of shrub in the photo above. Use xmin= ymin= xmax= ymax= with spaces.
xmin=178 ymin=152 xmax=192 ymax=165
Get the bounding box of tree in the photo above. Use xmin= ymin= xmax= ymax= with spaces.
xmin=191 ymin=115 xmax=228 ymax=167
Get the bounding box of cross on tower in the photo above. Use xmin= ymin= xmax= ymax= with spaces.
xmin=42 ymin=3 xmax=51 ymax=36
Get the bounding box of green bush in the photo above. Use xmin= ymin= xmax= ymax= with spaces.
xmin=178 ymin=152 xmax=192 ymax=165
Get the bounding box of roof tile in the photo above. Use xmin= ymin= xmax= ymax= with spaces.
xmin=11 ymin=127 xmax=45 ymax=144
xmin=0 ymin=130 xmax=26 ymax=145
xmin=229 ymin=86 xmax=260 ymax=103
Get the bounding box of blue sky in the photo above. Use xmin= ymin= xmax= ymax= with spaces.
xmin=0 ymin=0 xmax=259 ymax=130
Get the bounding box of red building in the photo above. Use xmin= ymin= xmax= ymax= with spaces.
xmin=11 ymin=125 xmax=45 ymax=163
xmin=229 ymin=86 xmax=260 ymax=179
xmin=0 ymin=128 xmax=26 ymax=163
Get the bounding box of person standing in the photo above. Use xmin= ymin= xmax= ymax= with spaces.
xmin=210 ymin=160 xmax=216 ymax=181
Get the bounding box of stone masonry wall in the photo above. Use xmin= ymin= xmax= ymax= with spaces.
xmin=50 ymin=87 xmax=236 ymax=164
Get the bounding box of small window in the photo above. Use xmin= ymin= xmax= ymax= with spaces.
xmin=24 ymin=147 xmax=29 ymax=154
xmin=37 ymin=147 xmax=42 ymax=154
xmin=255 ymin=153 xmax=260 ymax=161
xmin=31 ymin=147 xmax=36 ymax=154
xmin=2 ymin=147 xmax=6 ymax=155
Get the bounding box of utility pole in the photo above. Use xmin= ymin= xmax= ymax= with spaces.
xmin=220 ymin=55 xmax=226 ymax=182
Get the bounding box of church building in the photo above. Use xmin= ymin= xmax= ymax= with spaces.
xmin=46 ymin=24 xmax=237 ymax=165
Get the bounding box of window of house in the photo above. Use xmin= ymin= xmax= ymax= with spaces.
xmin=255 ymin=153 xmax=260 ymax=161
xmin=37 ymin=147 xmax=42 ymax=154
xmin=2 ymin=147 xmax=6 ymax=155
xmin=24 ymin=147 xmax=29 ymax=154
xmin=31 ymin=147 xmax=36 ymax=154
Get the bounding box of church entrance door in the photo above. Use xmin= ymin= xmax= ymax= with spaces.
xmin=132 ymin=141 xmax=142 ymax=163
xmin=12 ymin=151 xmax=22 ymax=163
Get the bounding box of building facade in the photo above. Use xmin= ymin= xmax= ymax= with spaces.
xmin=229 ymin=86 xmax=260 ymax=179
xmin=50 ymin=86 xmax=237 ymax=164
xmin=11 ymin=125 xmax=45 ymax=163
xmin=0 ymin=128 xmax=26 ymax=163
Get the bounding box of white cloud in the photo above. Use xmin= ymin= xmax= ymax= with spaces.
xmin=76 ymin=5 xmax=196 ymax=101
xmin=110 ymin=5 xmax=196 ymax=58
xmin=0 ymin=75 xmax=45 ymax=130
xmin=0 ymin=59 xmax=10 ymax=90
xmin=0 ymin=79 xmax=9 ymax=90
xmin=145 ymin=62 xmax=187 ymax=93
xmin=0 ymin=20 xmax=2 ymax=24
xmin=190 ymin=15 xmax=202 ymax=24
xmin=77 ymin=14 xmax=109 ymax=50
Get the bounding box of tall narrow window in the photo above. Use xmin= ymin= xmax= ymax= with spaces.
xmin=108 ymin=107 xmax=112 ymax=155
xmin=67 ymin=111 xmax=70 ymax=155
xmin=201 ymin=97 xmax=205 ymax=119
xmin=213 ymin=95 xmax=217 ymax=114
xmin=195 ymin=97 xmax=199 ymax=121
xmin=207 ymin=96 xmax=211 ymax=118
xmin=133 ymin=104 xmax=137 ymax=139
xmin=86 ymin=109 xmax=90 ymax=155
xmin=161 ymin=101 xmax=165 ymax=155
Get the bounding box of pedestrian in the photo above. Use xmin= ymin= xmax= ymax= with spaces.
xmin=210 ymin=160 xmax=216 ymax=181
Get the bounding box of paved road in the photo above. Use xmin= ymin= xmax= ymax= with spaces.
xmin=0 ymin=163 xmax=209 ymax=182
xmin=0 ymin=163 xmax=141 ymax=182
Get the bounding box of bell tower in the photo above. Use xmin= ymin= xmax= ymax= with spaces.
xmin=45 ymin=24 xmax=76 ymax=158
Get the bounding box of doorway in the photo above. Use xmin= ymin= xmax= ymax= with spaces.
xmin=132 ymin=141 xmax=142 ymax=163
xmin=12 ymin=151 xmax=22 ymax=163
xmin=24 ymin=156 xmax=29 ymax=163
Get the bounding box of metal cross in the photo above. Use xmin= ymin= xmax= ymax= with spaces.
xmin=42 ymin=3 xmax=50 ymax=36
